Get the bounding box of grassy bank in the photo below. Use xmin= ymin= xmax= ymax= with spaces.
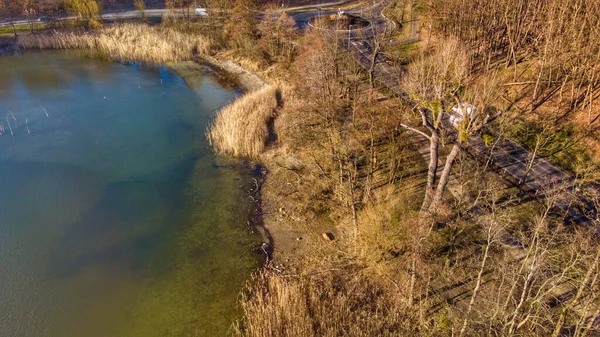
xmin=234 ymin=270 xmax=408 ymax=337
xmin=0 ymin=23 xmax=50 ymax=35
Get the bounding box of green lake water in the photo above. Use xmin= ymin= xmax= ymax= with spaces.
xmin=0 ymin=52 xmax=262 ymax=336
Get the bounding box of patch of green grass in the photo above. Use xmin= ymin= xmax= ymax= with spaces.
xmin=383 ymin=5 xmax=404 ymax=25
xmin=414 ymin=0 xmax=429 ymax=15
xmin=284 ymin=0 xmax=363 ymax=13
xmin=386 ymin=41 xmax=420 ymax=64
xmin=0 ymin=23 xmax=49 ymax=34
xmin=509 ymin=119 xmax=593 ymax=174
xmin=413 ymin=4 xmax=427 ymax=14
xmin=505 ymin=199 xmax=543 ymax=234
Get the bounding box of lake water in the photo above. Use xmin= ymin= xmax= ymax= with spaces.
xmin=0 ymin=52 xmax=261 ymax=336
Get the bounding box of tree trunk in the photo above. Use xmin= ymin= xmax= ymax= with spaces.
xmin=580 ymin=306 xmax=600 ymax=337
xmin=368 ymin=43 xmax=381 ymax=87
xmin=368 ymin=56 xmax=376 ymax=86
xmin=507 ymin=253 xmax=538 ymax=335
xmin=552 ymin=247 xmax=600 ymax=337
xmin=28 ymin=16 xmax=33 ymax=34
xmin=421 ymin=132 xmax=439 ymax=211
xmin=429 ymin=143 xmax=460 ymax=213
xmin=459 ymin=231 xmax=492 ymax=337
xmin=351 ymin=191 xmax=358 ymax=246
xmin=408 ymin=252 xmax=417 ymax=307
xmin=521 ymin=136 xmax=541 ymax=185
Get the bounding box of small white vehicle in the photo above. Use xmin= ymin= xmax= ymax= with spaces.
xmin=449 ymin=103 xmax=476 ymax=127
xmin=195 ymin=8 xmax=208 ymax=17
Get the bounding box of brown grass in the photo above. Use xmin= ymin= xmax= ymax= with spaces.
xmin=233 ymin=270 xmax=414 ymax=337
xmin=16 ymin=23 xmax=213 ymax=63
xmin=207 ymin=85 xmax=278 ymax=158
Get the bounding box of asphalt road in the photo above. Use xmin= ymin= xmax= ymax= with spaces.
xmin=290 ymin=10 xmax=337 ymax=30
xmin=0 ymin=9 xmax=169 ymax=27
xmin=0 ymin=1 xmax=351 ymax=28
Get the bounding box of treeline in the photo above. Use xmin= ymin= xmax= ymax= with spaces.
xmin=0 ymin=0 xmax=64 ymax=19
xmin=429 ymin=0 xmax=600 ymax=126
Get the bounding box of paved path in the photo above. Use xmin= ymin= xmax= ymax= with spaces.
xmin=468 ymin=136 xmax=599 ymax=230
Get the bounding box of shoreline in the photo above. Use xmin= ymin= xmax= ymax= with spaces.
xmin=195 ymin=57 xmax=275 ymax=264
xmin=0 ymin=37 xmax=20 ymax=56
xmin=4 ymin=36 xmax=279 ymax=266
xmin=0 ymin=44 xmax=277 ymax=264
xmin=164 ymin=57 xmax=275 ymax=264
xmin=167 ymin=56 xmax=266 ymax=93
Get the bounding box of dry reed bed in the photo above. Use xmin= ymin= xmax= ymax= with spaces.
xmin=207 ymin=85 xmax=277 ymax=158
xmin=234 ymin=271 xmax=406 ymax=337
xmin=17 ymin=23 xmax=213 ymax=63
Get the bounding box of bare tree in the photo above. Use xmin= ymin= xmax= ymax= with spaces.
xmin=400 ymin=38 xmax=503 ymax=215
xmin=458 ymin=226 xmax=495 ymax=336
xmin=165 ymin=0 xmax=194 ymax=25
xmin=37 ymin=0 xmax=63 ymax=23
xmin=257 ymin=9 xmax=299 ymax=63
xmin=429 ymin=99 xmax=503 ymax=213
xmin=364 ymin=21 xmax=392 ymax=87
xmin=430 ymin=0 xmax=600 ymax=126
xmin=134 ymin=0 xmax=146 ymax=22
xmin=400 ymin=38 xmax=468 ymax=214
xmin=226 ymin=0 xmax=258 ymax=49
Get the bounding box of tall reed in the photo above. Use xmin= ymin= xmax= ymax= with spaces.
xmin=17 ymin=23 xmax=213 ymax=63
xmin=207 ymin=85 xmax=277 ymax=158
xmin=233 ymin=270 xmax=408 ymax=337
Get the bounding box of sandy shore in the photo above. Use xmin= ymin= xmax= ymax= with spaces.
xmin=167 ymin=57 xmax=266 ymax=93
